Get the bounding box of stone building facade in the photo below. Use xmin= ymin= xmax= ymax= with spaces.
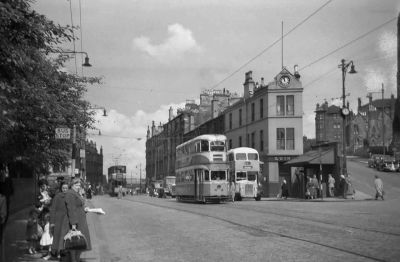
xmin=224 ymin=69 xmax=303 ymax=196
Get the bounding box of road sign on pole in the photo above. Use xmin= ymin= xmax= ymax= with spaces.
xmin=55 ymin=128 xmax=71 ymax=139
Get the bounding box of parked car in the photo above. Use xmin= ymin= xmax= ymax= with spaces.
xmin=382 ymin=161 xmax=396 ymax=172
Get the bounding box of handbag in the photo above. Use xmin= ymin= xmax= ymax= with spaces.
xmin=63 ymin=229 xmax=87 ymax=250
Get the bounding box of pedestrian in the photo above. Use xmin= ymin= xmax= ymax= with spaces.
xmin=328 ymin=174 xmax=335 ymax=197
xmin=345 ymin=175 xmax=355 ymax=199
xmin=62 ymin=178 xmax=92 ymax=262
xmin=305 ymin=177 xmax=312 ymax=199
xmin=281 ymin=179 xmax=289 ymax=199
xmin=374 ymin=175 xmax=384 ymax=200
xmin=0 ymin=165 xmax=14 ymax=224
xmin=26 ymin=208 xmax=41 ymax=254
xmin=50 ymin=181 xmax=69 ymax=260
xmin=339 ymin=175 xmax=347 ymax=199
xmin=0 ymin=188 xmax=7 ymax=246
xmin=39 ymin=213 xmax=53 ymax=260
xmin=117 ymin=185 xmax=123 ymax=199
xmin=311 ymin=174 xmax=319 ymax=199
xmin=86 ymin=184 xmax=92 ymax=199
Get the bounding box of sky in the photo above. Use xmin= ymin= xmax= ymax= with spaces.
xmin=32 ymin=0 xmax=399 ymax=179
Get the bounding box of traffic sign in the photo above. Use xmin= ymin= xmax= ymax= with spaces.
xmin=55 ymin=128 xmax=71 ymax=139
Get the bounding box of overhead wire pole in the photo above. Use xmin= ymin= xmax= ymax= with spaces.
xmin=382 ymin=83 xmax=385 ymax=156
xmin=68 ymin=0 xmax=78 ymax=74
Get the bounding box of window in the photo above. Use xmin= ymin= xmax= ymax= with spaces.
xmin=236 ymin=153 xmax=246 ymax=160
xmin=277 ymin=96 xmax=285 ymax=115
xmin=236 ymin=172 xmax=247 ymax=181
xmin=201 ymin=140 xmax=209 ymax=152
xmin=211 ymin=170 xmax=226 ymax=180
xmin=286 ymin=128 xmax=295 ymax=150
xmin=251 ymin=132 xmax=255 ymax=148
xmin=260 ymin=99 xmax=264 ymax=119
xmin=210 ymin=141 xmax=225 ymax=151
xmin=229 ymin=139 xmax=232 ymax=150
xmin=251 ymin=103 xmax=255 ymax=121
xmin=239 ymin=136 xmax=242 ymax=147
xmin=239 ymin=109 xmax=242 ymax=126
xmin=286 ymin=95 xmax=294 ymax=115
xmin=277 ymin=128 xmax=285 ymax=149
xmin=260 ymin=130 xmax=264 ymax=152
xmin=247 ymin=171 xmax=257 ymax=181
xmin=204 ymin=170 xmax=209 ymax=181
xmin=247 ymin=133 xmax=250 ymax=147
xmin=248 ymin=153 xmax=258 ymax=160
xmin=229 ymin=113 xmax=232 ymax=129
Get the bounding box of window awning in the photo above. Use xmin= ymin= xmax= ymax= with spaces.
xmin=284 ymin=148 xmax=335 ymax=166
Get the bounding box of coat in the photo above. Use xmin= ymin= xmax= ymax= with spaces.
xmin=50 ymin=191 xmax=68 ymax=252
xmin=61 ymin=189 xmax=91 ymax=250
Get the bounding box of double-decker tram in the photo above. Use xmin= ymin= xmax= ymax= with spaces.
xmin=175 ymin=134 xmax=230 ymax=203
xmin=227 ymin=147 xmax=262 ymax=201
xmin=107 ymin=165 xmax=127 ymax=196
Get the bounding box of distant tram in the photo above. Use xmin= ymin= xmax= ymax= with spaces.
xmin=228 ymin=147 xmax=262 ymax=201
xmin=175 ymin=134 xmax=230 ymax=203
xmin=108 ymin=165 xmax=127 ymax=196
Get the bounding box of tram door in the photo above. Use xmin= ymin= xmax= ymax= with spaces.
xmin=195 ymin=169 xmax=203 ymax=201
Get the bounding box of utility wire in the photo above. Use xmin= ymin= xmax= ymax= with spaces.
xmin=299 ymin=16 xmax=397 ymax=71
xmin=210 ymin=0 xmax=333 ymax=89
xmin=79 ymin=0 xmax=84 ymax=76
xmin=68 ymin=0 xmax=78 ymax=74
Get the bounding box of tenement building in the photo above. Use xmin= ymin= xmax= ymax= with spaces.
xmin=145 ymin=90 xmax=239 ymax=186
xmin=315 ymin=94 xmax=396 ymax=156
xmin=224 ymin=69 xmax=303 ymax=196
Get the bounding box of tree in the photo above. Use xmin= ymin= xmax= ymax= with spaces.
xmin=0 ymin=0 xmax=100 ymax=174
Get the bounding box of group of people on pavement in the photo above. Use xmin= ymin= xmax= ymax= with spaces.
xmin=280 ymin=171 xmax=385 ymax=201
xmin=25 ymin=177 xmax=91 ymax=261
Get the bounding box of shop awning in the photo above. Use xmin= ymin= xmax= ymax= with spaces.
xmin=284 ymin=148 xmax=335 ymax=166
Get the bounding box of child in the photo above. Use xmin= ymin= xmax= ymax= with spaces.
xmin=40 ymin=213 xmax=53 ymax=260
xmin=26 ymin=208 xmax=41 ymax=254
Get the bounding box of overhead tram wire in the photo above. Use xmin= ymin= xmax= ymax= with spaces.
xmin=299 ymin=16 xmax=397 ymax=72
xmin=210 ymin=0 xmax=333 ymax=90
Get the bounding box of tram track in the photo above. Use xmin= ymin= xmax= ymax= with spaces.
xmin=217 ymin=202 xmax=400 ymax=237
xmin=123 ymin=197 xmax=393 ymax=262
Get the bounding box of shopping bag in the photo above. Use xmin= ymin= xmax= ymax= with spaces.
xmin=63 ymin=229 xmax=87 ymax=250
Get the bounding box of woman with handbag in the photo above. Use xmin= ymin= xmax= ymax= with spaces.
xmin=62 ymin=178 xmax=91 ymax=262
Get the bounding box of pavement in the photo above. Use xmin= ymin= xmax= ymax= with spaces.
xmin=1 ymin=199 xmax=100 ymax=262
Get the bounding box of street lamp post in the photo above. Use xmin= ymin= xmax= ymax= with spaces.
xmin=338 ymin=59 xmax=357 ymax=176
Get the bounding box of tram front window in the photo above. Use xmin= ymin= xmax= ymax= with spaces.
xmin=248 ymin=153 xmax=258 ymax=160
xmin=211 ymin=171 xmax=226 ymax=180
xmin=247 ymin=172 xmax=257 ymax=181
xmin=210 ymin=141 xmax=225 ymax=152
xmin=201 ymin=140 xmax=209 ymax=152
xmin=236 ymin=172 xmax=246 ymax=181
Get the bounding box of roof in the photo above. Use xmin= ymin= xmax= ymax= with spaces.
xmin=227 ymin=147 xmax=258 ymax=154
xmin=284 ymin=148 xmax=335 ymax=166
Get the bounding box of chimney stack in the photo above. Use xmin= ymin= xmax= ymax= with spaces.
xmin=243 ymin=71 xmax=255 ymax=98
xmin=168 ymin=106 xmax=173 ymax=121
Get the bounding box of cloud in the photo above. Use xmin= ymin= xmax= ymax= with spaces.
xmin=133 ymin=23 xmax=201 ymax=62
xmin=378 ymin=31 xmax=396 ymax=57
xmin=88 ymin=102 xmax=186 ymax=178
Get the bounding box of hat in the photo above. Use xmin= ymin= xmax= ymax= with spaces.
xmin=340 ymin=175 xmax=345 ymax=179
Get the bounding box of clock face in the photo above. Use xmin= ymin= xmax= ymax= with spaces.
xmin=342 ymin=108 xmax=349 ymax=116
xmin=279 ymin=75 xmax=291 ymax=87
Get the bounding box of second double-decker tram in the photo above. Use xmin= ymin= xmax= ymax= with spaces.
xmin=175 ymin=134 xmax=230 ymax=203
xmin=228 ymin=147 xmax=262 ymax=201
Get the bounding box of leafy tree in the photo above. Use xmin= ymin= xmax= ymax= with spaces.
xmin=0 ymin=0 xmax=100 ymax=174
